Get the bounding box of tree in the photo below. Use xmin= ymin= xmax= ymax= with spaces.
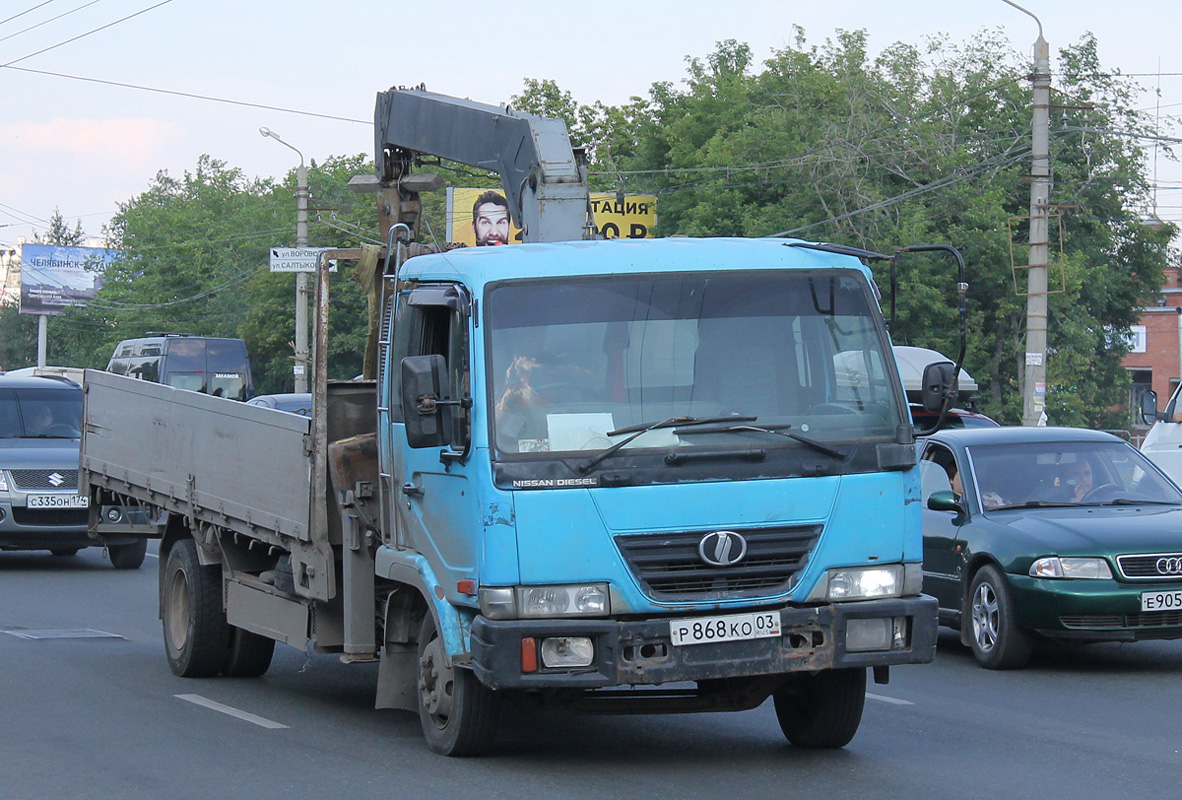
xmin=567 ymin=28 xmax=1173 ymax=426
xmin=56 ymin=153 xmax=382 ymax=393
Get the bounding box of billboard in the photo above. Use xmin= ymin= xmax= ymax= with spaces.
xmin=446 ymin=187 xmax=657 ymax=246
xmin=18 ymin=244 xmax=118 ymax=315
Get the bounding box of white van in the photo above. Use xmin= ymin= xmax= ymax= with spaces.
xmin=1139 ymin=385 xmax=1182 ymax=485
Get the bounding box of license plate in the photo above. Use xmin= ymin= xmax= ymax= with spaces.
xmin=26 ymin=494 xmax=89 ymax=509
xmin=1141 ymin=590 xmax=1182 ymax=612
xmin=670 ymin=611 xmax=781 ymax=647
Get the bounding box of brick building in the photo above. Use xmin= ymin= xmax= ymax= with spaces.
xmin=1123 ymin=264 xmax=1182 ymax=435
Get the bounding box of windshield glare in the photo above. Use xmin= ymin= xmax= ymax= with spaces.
xmin=486 ymin=272 xmax=902 ymax=458
xmin=964 ymin=441 xmax=1182 ymax=507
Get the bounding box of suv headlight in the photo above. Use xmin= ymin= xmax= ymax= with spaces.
xmin=479 ymin=584 xmax=610 ymax=620
xmin=0 ymin=470 xmax=8 ymax=492
xmin=807 ymin=564 xmax=911 ymax=602
xmin=1029 ymin=557 xmax=1112 ymax=579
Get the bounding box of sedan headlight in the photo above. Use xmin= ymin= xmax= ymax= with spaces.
xmin=807 ymin=564 xmax=908 ymax=602
xmin=1029 ymin=557 xmax=1112 ymax=580
xmin=479 ymin=584 xmax=610 ymax=620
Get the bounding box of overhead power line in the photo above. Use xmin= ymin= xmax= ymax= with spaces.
xmin=0 ymin=0 xmax=173 ymax=68
xmin=0 ymin=0 xmax=104 ymax=45
xmin=2 ymin=64 xmax=368 ymax=124
xmin=0 ymin=1 xmax=56 ymax=27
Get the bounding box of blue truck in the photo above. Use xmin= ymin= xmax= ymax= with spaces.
xmin=80 ymin=89 xmax=939 ymax=756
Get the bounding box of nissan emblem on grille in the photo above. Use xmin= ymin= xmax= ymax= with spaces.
xmin=48 ymin=472 xmax=65 ymax=488
xmin=1157 ymin=557 xmax=1182 ymax=575
xmin=699 ymin=531 xmax=748 ymax=567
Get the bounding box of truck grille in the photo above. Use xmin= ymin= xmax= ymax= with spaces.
xmin=1116 ymin=553 xmax=1182 ymax=580
xmin=11 ymin=507 xmax=88 ymax=527
xmin=9 ymin=469 xmax=79 ymax=491
xmin=614 ymin=525 xmax=820 ymax=601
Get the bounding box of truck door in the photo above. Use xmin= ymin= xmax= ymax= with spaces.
xmin=381 ymin=283 xmax=480 ymax=585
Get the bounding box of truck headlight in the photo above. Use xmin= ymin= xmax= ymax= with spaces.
xmin=808 ymin=564 xmax=906 ymax=602
xmin=479 ymin=584 xmax=610 ymax=620
xmin=1029 ymin=557 xmax=1112 ymax=579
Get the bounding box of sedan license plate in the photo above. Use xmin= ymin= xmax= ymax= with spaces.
xmin=1141 ymin=590 xmax=1182 ymax=612
xmin=26 ymin=494 xmax=89 ymax=509
xmin=670 ymin=611 xmax=781 ymax=647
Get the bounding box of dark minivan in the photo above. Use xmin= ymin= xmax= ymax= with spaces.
xmin=106 ymin=334 xmax=254 ymax=400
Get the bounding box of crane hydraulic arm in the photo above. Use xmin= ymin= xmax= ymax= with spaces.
xmin=374 ymin=87 xmax=592 ymax=243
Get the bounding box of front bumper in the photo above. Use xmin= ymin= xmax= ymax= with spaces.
xmin=1009 ymin=575 xmax=1182 ymax=642
xmin=0 ymin=500 xmax=91 ymax=550
xmin=470 ymin=595 xmax=938 ymax=690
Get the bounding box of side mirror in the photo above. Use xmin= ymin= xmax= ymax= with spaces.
xmin=921 ymin=362 xmax=957 ymax=413
xmin=401 ymin=355 xmax=452 ymax=448
xmin=1140 ymin=389 xmax=1161 ymax=426
xmin=927 ymin=490 xmax=964 ymax=515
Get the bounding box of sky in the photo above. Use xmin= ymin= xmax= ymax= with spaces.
xmin=1 ymin=0 xmax=1179 ymax=250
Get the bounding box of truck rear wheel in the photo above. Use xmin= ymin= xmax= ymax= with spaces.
xmin=416 ymin=612 xmax=499 ymax=756
xmin=163 ymin=538 xmax=229 ymax=677
xmin=221 ymin=626 xmax=275 ymax=677
xmin=108 ymin=538 xmax=147 ymax=570
xmin=773 ymin=667 xmax=866 ymax=749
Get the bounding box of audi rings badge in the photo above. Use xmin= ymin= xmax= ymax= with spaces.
xmin=699 ymin=531 xmax=748 ymax=567
xmin=1156 ymin=556 xmax=1182 ymax=576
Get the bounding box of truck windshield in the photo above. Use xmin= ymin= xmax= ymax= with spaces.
xmin=486 ymin=271 xmax=903 ymax=460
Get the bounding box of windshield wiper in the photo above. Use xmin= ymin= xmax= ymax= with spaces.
xmin=576 ymin=415 xmax=757 ymax=473
xmin=676 ymin=423 xmax=847 ymax=459
xmin=992 ymin=500 xmax=1078 ymax=510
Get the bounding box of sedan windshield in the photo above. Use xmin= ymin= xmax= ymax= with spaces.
xmin=486 ymin=271 xmax=904 ymax=460
xmin=964 ymin=440 xmax=1182 ymax=508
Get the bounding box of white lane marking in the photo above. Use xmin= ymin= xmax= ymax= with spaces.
xmin=866 ymin=692 xmax=914 ymax=706
xmin=175 ymin=694 xmax=289 ymax=729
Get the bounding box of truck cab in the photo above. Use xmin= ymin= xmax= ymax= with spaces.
xmin=377 ymin=237 xmax=934 ymax=749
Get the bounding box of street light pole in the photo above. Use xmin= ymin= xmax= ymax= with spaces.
xmin=260 ymin=127 xmax=310 ymax=393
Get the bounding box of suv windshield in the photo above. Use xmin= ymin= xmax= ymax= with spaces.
xmin=486 ymin=271 xmax=903 ymax=461
xmin=0 ymin=386 xmax=84 ymax=439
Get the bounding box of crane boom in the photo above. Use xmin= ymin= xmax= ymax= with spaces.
xmin=374 ymin=87 xmax=591 ymax=243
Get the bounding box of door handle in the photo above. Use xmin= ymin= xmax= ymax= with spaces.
xmin=402 ymin=482 xmax=423 ymax=498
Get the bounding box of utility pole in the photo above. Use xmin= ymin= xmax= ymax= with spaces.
xmin=1006 ymin=1 xmax=1052 ymax=426
xmin=260 ymin=127 xmax=310 ymax=393
xmin=295 ymin=162 xmax=310 ymax=393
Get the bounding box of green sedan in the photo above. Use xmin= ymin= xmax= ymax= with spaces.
xmin=919 ymin=427 xmax=1182 ymax=669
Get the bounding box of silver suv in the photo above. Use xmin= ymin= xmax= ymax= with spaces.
xmin=0 ymin=374 xmax=145 ymax=568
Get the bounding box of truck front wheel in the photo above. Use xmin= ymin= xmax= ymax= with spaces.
xmin=416 ymin=612 xmax=499 ymax=756
xmin=773 ymin=667 xmax=866 ymax=749
xmin=163 ymin=538 xmax=229 ymax=678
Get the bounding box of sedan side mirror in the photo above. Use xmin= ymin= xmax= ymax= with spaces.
xmin=927 ymin=490 xmax=965 ymax=517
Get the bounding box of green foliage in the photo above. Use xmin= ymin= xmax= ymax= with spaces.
xmin=514 ymin=28 xmax=1174 ymax=427
xmin=29 ymin=27 xmax=1174 ymax=427
xmin=54 ymin=153 xmax=379 ymax=393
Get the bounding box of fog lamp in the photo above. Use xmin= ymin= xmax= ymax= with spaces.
xmin=846 ymin=618 xmax=892 ymax=652
xmin=540 ymin=636 xmax=594 ymax=668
